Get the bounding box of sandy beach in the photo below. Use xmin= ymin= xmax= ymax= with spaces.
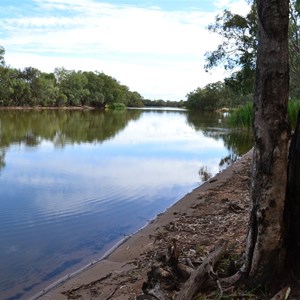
xmin=34 ymin=149 xmax=253 ymax=300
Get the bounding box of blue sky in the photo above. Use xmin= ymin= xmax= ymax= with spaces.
xmin=0 ymin=0 xmax=249 ymax=100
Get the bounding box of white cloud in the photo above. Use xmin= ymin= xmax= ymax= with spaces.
xmin=1 ymin=0 xmax=249 ymax=100
xmin=213 ymin=0 xmax=250 ymax=15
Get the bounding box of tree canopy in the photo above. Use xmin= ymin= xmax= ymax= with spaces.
xmin=204 ymin=2 xmax=257 ymax=100
xmin=0 ymin=50 xmax=144 ymax=108
xmin=186 ymin=0 xmax=300 ymax=112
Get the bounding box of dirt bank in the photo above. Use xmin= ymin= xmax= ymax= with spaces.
xmin=36 ymin=149 xmax=253 ymax=300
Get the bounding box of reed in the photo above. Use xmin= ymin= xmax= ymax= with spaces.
xmin=228 ymin=102 xmax=253 ymax=128
xmin=228 ymin=100 xmax=300 ymax=128
xmin=288 ymin=100 xmax=300 ymax=126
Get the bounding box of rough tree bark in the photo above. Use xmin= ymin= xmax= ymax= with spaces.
xmin=241 ymin=0 xmax=290 ymax=286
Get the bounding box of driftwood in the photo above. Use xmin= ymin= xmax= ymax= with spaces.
xmin=176 ymin=239 xmax=227 ymax=300
xmin=140 ymin=239 xmax=230 ymax=300
xmin=141 ymin=239 xmax=194 ymax=300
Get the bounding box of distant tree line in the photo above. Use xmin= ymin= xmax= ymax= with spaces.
xmin=0 ymin=47 xmax=144 ymax=108
xmin=142 ymin=99 xmax=186 ymax=108
xmin=186 ymin=81 xmax=252 ymax=111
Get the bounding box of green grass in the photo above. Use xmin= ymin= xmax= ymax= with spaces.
xmin=228 ymin=102 xmax=253 ymax=128
xmin=228 ymin=100 xmax=300 ymax=128
xmin=289 ymin=99 xmax=300 ymax=126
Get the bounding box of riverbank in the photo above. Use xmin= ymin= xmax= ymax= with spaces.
xmin=0 ymin=105 xmax=95 ymax=110
xmin=35 ymin=149 xmax=253 ymax=300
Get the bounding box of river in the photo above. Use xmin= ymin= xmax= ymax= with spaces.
xmin=0 ymin=108 xmax=252 ymax=299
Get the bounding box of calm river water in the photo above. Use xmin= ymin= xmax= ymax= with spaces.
xmin=0 ymin=108 xmax=252 ymax=299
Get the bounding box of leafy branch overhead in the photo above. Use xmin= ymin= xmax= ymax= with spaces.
xmin=202 ymin=0 xmax=300 ymax=102
xmin=204 ymin=4 xmax=257 ymax=72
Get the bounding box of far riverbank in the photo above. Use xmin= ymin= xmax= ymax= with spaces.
xmin=0 ymin=105 xmax=95 ymax=110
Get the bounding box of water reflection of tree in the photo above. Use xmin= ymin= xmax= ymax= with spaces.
xmin=186 ymin=110 xmax=223 ymax=130
xmin=186 ymin=110 xmax=253 ymax=156
xmin=219 ymin=153 xmax=238 ymax=170
xmin=186 ymin=110 xmax=253 ymax=173
xmin=0 ymin=109 xmax=142 ymax=148
xmin=199 ymin=166 xmax=212 ymax=182
xmin=0 ymin=109 xmax=142 ymax=171
xmin=0 ymin=149 xmax=5 ymax=172
xmin=221 ymin=130 xmax=253 ymax=156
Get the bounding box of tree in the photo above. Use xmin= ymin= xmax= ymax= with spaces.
xmin=58 ymin=70 xmax=89 ymax=106
xmin=241 ymin=0 xmax=291 ymax=287
xmin=176 ymin=2 xmax=298 ymax=297
xmin=205 ymin=2 xmax=258 ymax=98
xmin=32 ymin=73 xmax=59 ymax=106
xmin=127 ymin=91 xmax=144 ymax=107
xmin=186 ymin=81 xmax=226 ymax=111
xmin=0 ymin=51 xmax=144 ymax=108
xmin=205 ymin=0 xmax=300 ymax=100
xmin=0 ymin=46 xmax=5 ymax=66
xmin=21 ymin=67 xmax=43 ymax=105
xmin=205 ymin=3 xmax=257 ymax=71
xmin=83 ymin=71 xmax=105 ymax=107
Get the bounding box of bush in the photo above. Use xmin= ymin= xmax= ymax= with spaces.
xmin=108 ymin=102 xmax=126 ymax=110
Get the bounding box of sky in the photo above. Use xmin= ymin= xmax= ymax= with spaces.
xmin=0 ymin=0 xmax=250 ymax=101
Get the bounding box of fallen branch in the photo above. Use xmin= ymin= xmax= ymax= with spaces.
xmin=176 ymin=239 xmax=228 ymax=300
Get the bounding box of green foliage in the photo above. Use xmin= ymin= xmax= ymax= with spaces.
xmin=204 ymin=1 xmax=300 ymax=102
xmin=205 ymin=4 xmax=257 ymax=72
xmin=186 ymin=81 xmax=228 ymax=111
xmin=228 ymin=102 xmax=253 ymax=128
xmin=108 ymin=102 xmax=126 ymax=110
xmin=0 ymin=47 xmax=144 ymax=108
xmin=228 ymin=100 xmax=300 ymax=129
xmin=204 ymin=4 xmax=257 ymax=101
xmin=58 ymin=70 xmax=89 ymax=106
xmin=127 ymin=91 xmax=144 ymax=107
xmin=289 ymin=99 xmax=300 ymax=126
xmin=142 ymin=99 xmax=186 ymax=108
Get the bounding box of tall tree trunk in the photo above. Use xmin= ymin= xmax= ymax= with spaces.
xmin=242 ymin=0 xmax=290 ymax=286
xmin=284 ymin=110 xmax=300 ymax=277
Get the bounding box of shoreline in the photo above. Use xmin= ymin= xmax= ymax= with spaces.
xmin=35 ymin=149 xmax=253 ymax=300
xmin=28 ymin=235 xmax=133 ymax=300
xmin=0 ymin=106 xmax=96 ymax=110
